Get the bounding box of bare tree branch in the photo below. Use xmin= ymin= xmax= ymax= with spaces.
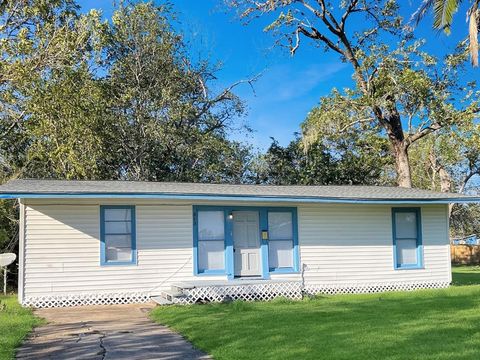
xmin=405 ymin=122 xmax=443 ymax=146
xmin=0 ymin=110 xmax=26 ymax=140
xmin=291 ymin=26 xmax=301 ymax=55
xmin=297 ymin=26 xmax=344 ymax=55
xmin=212 ymin=72 xmax=261 ymax=102
xmin=339 ymin=117 xmax=375 ymax=133
xmin=340 ymin=0 xmax=359 ymax=31
xmin=459 ymin=171 xmax=479 ymax=194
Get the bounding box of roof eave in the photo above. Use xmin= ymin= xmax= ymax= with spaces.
xmin=0 ymin=192 xmax=477 ymax=204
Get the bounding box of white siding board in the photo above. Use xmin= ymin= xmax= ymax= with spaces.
xmin=22 ymin=200 xmax=451 ymax=301
xmin=23 ymin=203 xmax=226 ymax=298
xmin=297 ymin=204 xmax=450 ymax=285
xmin=18 ymin=201 xmax=26 ymax=303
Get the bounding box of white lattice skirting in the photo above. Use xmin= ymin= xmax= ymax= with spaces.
xmin=22 ymin=292 xmax=151 ymax=308
xmin=22 ymin=281 xmax=450 ymax=308
xmin=174 ymin=282 xmax=303 ymax=304
xmin=304 ymin=281 xmax=450 ymax=296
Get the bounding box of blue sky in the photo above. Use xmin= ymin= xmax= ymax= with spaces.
xmin=78 ymin=0 xmax=476 ymax=151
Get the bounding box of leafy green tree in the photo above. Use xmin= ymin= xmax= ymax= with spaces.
xmin=0 ymin=0 xmax=107 ymax=179
xmin=450 ymin=203 xmax=480 ymax=237
xmin=0 ymin=199 xmax=18 ymax=253
xmin=413 ymin=0 xmax=479 ymax=66
xmin=409 ymin=124 xmax=480 ymax=193
xmin=103 ymin=2 xmax=249 ymax=182
xmin=407 ymin=119 xmax=480 ymax=234
xmin=228 ymin=0 xmax=479 ymax=187
xmin=0 ymin=1 xmax=251 ymax=183
xmin=250 ymin=136 xmax=391 ymax=185
xmin=21 ymin=66 xmax=116 ymax=179
xmin=0 ymin=0 xmax=254 ymax=261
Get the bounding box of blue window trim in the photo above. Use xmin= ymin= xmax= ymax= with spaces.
xmin=266 ymin=208 xmax=299 ymax=274
xmin=100 ymin=205 xmax=137 ymax=266
xmin=392 ymin=207 xmax=423 ymax=270
xmin=192 ymin=205 xmax=299 ymax=280
xmin=192 ymin=206 xmax=228 ymax=276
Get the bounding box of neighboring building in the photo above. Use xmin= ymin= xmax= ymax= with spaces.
xmin=452 ymin=234 xmax=479 ymax=245
xmin=0 ymin=179 xmax=477 ymax=308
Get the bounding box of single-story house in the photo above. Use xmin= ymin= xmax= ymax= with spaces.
xmin=0 ymin=179 xmax=478 ymax=308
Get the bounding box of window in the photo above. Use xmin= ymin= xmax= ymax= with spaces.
xmin=392 ymin=208 xmax=422 ymax=269
xmin=196 ymin=210 xmax=225 ymax=273
xmin=268 ymin=211 xmax=295 ymax=271
xmin=100 ymin=206 xmax=136 ymax=265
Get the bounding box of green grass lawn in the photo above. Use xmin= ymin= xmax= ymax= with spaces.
xmin=151 ymin=267 xmax=480 ymax=360
xmin=451 ymin=266 xmax=480 ymax=286
xmin=0 ymin=295 xmax=43 ymax=360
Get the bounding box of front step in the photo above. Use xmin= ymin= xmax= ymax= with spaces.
xmin=171 ymin=282 xmax=195 ymax=292
xmin=152 ymin=288 xmax=188 ymax=305
xmin=162 ymin=289 xmax=183 ymax=302
xmin=151 ymin=296 xmax=173 ymax=305
xmin=154 ymin=280 xmax=303 ymax=305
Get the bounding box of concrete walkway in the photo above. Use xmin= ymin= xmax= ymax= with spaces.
xmin=16 ymin=303 xmax=210 ymax=360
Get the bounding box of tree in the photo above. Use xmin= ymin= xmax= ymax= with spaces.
xmin=250 ymin=136 xmax=391 ymax=185
xmin=103 ymin=2 xmax=251 ymax=182
xmin=0 ymin=1 xmax=252 ymax=183
xmin=20 ymin=66 xmax=117 ymax=179
xmin=228 ymin=0 xmax=479 ymax=187
xmin=450 ymin=203 xmax=480 ymax=237
xmin=0 ymin=0 xmax=108 ymax=179
xmin=409 ymin=123 xmax=480 ymax=194
xmin=408 ymin=120 xmax=480 ymax=232
xmin=413 ymin=0 xmax=479 ymax=66
xmin=0 ymin=0 xmax=254 ymax=263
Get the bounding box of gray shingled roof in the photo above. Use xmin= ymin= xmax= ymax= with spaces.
xmin=0 ymin=179 xmax=478 ymax=203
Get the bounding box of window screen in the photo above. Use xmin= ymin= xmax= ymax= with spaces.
xmin=268 ymin=212 xmax=294 ymax=269
xmin=102 ymin=207 xmax=135 ymax=264
xmin=197 ymin=211 xmax=225 ymax=272
xmin=393 ymin=209 xmax=421 ymax=268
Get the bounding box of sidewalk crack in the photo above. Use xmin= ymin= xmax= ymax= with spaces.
xmin=98 ymin=332 xmax=107 ymax=360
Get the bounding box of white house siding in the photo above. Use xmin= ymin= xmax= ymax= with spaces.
xmin=20 ymin=200 xmax=451 ymax=306
xmin=21 ymin=202 xmax=226 ymax=306
xmin=296 ymin=204 xmax=451 ymax=292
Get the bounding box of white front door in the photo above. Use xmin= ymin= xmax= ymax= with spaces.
xmin=233 ymin=211 xmax=261 ymax=277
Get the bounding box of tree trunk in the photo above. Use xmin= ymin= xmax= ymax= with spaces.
xmin=374 ymin=101 xmax=413 ymax=188
xmin=429 ymin=150 xmax=452 ymax=193
xmin=438 ymin=167 xmax=452 ymax=193
xmin=392 ymin=141 xmax=412 ymax=188
xmin=429 ymin=150 xmax=454 ymax=215
xmin=438 ymin=166 xmax=454 ymax=216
